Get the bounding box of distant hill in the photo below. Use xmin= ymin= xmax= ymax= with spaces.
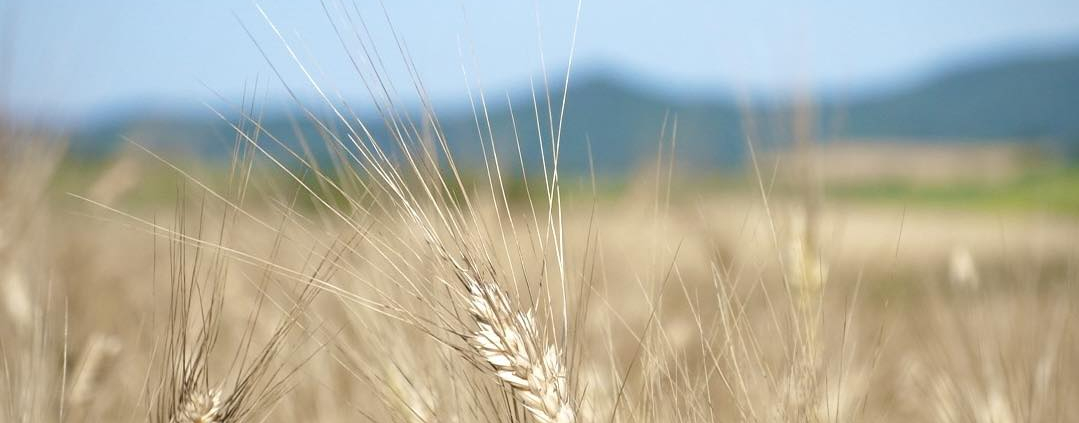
xmin=69 ymin=46 xmax=1079 ymax=172
xmin=835 ymin=51 xmax=1079 ymax=142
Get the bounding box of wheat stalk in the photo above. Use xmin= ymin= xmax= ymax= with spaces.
xmin=463 ymin=275 xmax=575 ymax=423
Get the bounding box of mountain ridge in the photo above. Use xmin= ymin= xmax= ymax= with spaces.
xmin=68 ymin=45 xmax=1079 ymax=171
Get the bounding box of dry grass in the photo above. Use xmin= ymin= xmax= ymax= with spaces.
xmin=2 ymin=5 xmax=1078 ymax=423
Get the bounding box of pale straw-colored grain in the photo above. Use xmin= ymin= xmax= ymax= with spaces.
xmin=462 ymin=274 xmax=575 ymax=423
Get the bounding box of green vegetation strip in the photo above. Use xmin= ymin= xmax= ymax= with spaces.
xmin=826 ymin=167 xmax=1079 ymax=216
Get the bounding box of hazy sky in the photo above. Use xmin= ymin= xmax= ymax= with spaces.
xmin=5 ymin=0 xmax=1079 ymax=122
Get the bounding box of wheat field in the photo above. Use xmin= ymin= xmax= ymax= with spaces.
xmin=2 ymin=5 xmax=1078 ymax=423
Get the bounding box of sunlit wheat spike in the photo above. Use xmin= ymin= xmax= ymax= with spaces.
xmin=2 ymin=266 xmax=32 ymax=330
xmin=464 ymin=276 xmax=575 ymax=423
xmin=173 ymin=389 xmax=224 ymax=423
xmin=948 ymin=246 xmax=980 ymax=290
xmin=68 ymin=333 xmax=123 ymax=407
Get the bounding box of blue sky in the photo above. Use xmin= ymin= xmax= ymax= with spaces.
xmin=5 ymin=0 xmax=1079 ymax=122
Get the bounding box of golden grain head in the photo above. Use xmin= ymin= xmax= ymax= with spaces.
xmin=174 ymin=389 xmax=224 ymax=423
xmin=466 ymin=278 xmax=575 ymax=423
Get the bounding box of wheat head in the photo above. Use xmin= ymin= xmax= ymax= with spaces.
xmin=464 ymin=276 xmax=575 ymax=423
xmin=172 ymin=389 xmax=224 ymax=423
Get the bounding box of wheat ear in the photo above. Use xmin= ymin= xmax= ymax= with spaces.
xmin=172 ymin=389 xmax=224 ymax=423
xmin=464 ymin=276 xmax=575 ymax=423
xmin=68 ymin=333 xmax=122 ymax=408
